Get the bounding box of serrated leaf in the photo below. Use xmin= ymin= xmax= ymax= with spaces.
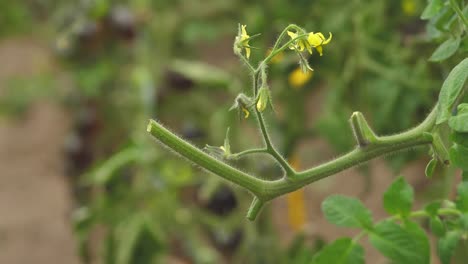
xmin=449 ymin=144 xmax=468 ymax=171
xmin=369 ymin=221 xmax=430 ymax=264
xmin=312 ymin=238 xmax=364 ymax=264
xmin=437 ymin=231 xmax=461 ymax=264
xmin=383 ymin=177 xmax=414 ymax=217
xmin=425 ymin=158 xmax=438 ymax=178
xmin=449 ymin=112 xmax=468 ymax=132
xmin=436 ymin=58 xmax=468 ymax=124
xmin=321 ymin=195 xmax=373 ymax=229
xmin=429 ymin=37 xmax=461 ymax=62
xmin=430 ymin=217 xmax=446 ymax=237
xmin=456 ymin=181 xmax=468 ymax=212
xmin=421 ymin=0 xmax=444 ymax=19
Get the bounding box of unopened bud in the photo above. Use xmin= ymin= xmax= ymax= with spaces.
xmin=256 ymin=86 xmax=271 ymax=112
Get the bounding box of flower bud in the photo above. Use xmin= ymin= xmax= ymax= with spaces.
xmin=256 ymin=85 xmax=271 ymax=112
xmin=229 ymin=93 xmax=253 ymax=119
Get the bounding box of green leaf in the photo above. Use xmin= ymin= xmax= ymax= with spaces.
xmin=463 ymin=171 xmax=468 ymax=181
xmin=437 ymin=231 xmax=461 ymax=264
xmin=449 ymin=144 xmax=468 ymax=171
xmin=429 ymin=37 xmax=461 ymax=62
xmin=421 ymin=0 xmax=444 ymax=19
xmin=369 ymin=221 xmax=430 ymax=264
xmin=456 ymin=181 xmax=468 ymax=212
xmin=451 ymin=132 xmax=468 ymax=148
xmin=116 ymin=216 xmax=145 ymax=264
xmin=170 ymin=60 xmax=232 ymax=87
xmin=449 ymin=112 xmax=468 ymax=132
xmin=436 ymin=58 xmax=468 ymax=124
xmin=116 ymin=214 xmax=163 ymax=264
xmin=429 ymin=216 xmax=446 ymax=237
xmin=425 ymin=201 xmax=442 ymax=216
xmin=457 ymin=103 xmax=468 ymax=114
xmin=84 ymin=147 xmax=140 ymax=185
xmin=312 ymin=238 xmax=364 ymax=264
xmin=321 ymin=195 xmax=373 ymax=229
xmin=383 ymin=177 xmax=414 ymax=217
xmin=459 ymin=213 xmax=468 ymax=231
xmin=425 ymin=158 xmax=438 ymax=178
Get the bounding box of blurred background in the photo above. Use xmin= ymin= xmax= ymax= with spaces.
xmin=0 ymin=0 xmax=466 ymax=263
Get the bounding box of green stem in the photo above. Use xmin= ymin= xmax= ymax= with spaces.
xmin=230 ymin=148 xmax=268 ymax=159
xmin=147 ymin=106 xmax=437 ymax=203
xmin=146 ymin=120 xmax=266 ymax=195
xmin=449 ymin=0 xmax=468 ymax=29
xmin=260 ymin=107 xmax=437 ymax=199
xmin=353 ymin=207 xmax=461 ymax=243
xmin=255 ymin=110 xmax=296 ymax=175
xmin=407 ymin=208 xmax=461 ymax=219
xmin=246 ymin=197 xmax=265 ymax=221
xmin=262 ymin=33 xmax=308 ymax=66
xmin=251 ymin=71 xmax=296 ymax=176
xmin=270 ymin=24 xmax=303 ymax=53
xmin=239 ymin=54 xmax=256 ymax=72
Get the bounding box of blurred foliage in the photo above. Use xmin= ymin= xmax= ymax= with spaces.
xmin=0 ymin=0 xmax=467 ymax=263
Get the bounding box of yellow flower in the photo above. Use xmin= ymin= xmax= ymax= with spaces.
xmin=235 ymin=24 xmax=251 ymax=58
xmin=288 ymin=30 xmax=332 ymax=56
xmin=289 ymin=67 xmax=313 ymax=89
xmin=307 ymin=32 xmax=332 ymax=56
xmin=287 ymin=31 xmax=312 ymax=53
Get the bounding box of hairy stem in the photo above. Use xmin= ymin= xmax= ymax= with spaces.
xmin=147 ymin=106 xmax=437 ymax=204
xmin=231 ymin=148 xmax=268 ymax=159
xmin=252 ymin=71 xmax=296 ymax=176
xmin=146 ymin=120 xmax=266 ymax=195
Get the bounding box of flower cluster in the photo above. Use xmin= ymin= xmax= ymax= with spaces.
xmin=287 ymin=30 xmax=332 ymax=56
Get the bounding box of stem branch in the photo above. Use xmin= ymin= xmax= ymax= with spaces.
xmin=147 ymin=106 xmax=437 ymax=201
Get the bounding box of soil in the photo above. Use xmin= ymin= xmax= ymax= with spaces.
xmin=0 ymin=37 xmax=80 ymax=264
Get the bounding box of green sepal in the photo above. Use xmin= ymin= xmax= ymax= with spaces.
xmin=425 ymin=158 xmax=438 ymax=178
xmin=349 ymin=112 xmax=378 ymax=147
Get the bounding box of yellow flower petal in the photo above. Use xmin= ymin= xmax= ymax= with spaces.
xmin=241 ymin=106 xmax=250 ymax=118
xmin=316 ymin=45 xmax=323 ymax=56
xmin=287 ymin=31 xmax=298 ymax=39
xmin=316 ymin=32 xmax=324 ymax=40
xmin=307 ymin=32 xmax=322 ymax=46
xmin=241 ymin=25 xmax=249 ymax=38
xmin=297 ymin=41 xmax=305 ymax=51
xmin=323 ymin=32 xmax=332 ymax=45
xmin=239 ymin=25 xmax=251 ymax=58
xmin=307 ymin=32 xmax=332 ymax=47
